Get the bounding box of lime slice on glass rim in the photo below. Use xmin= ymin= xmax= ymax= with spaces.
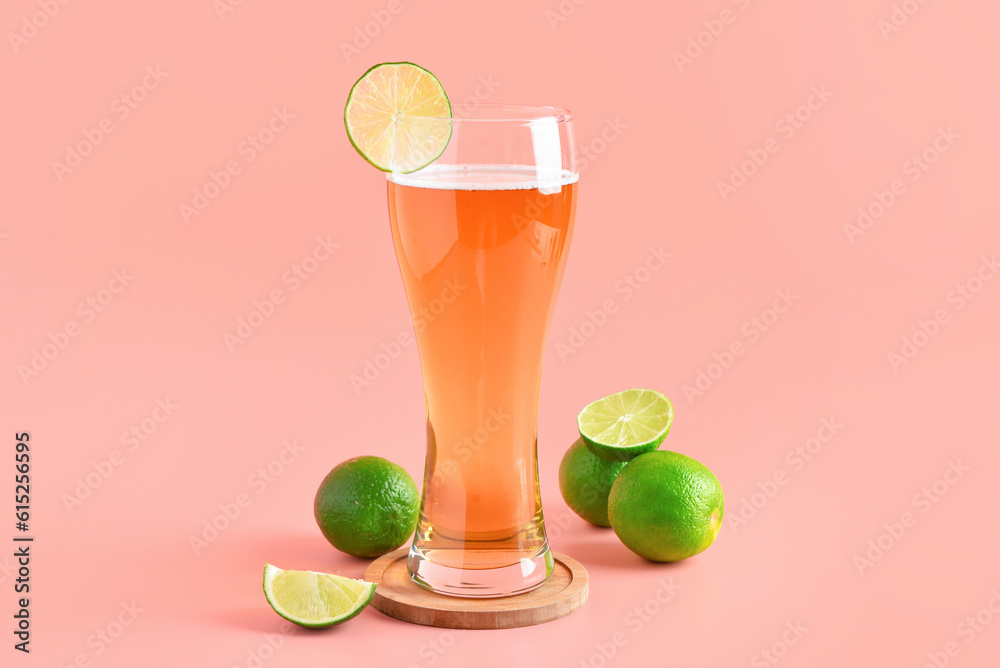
xmin=577 ymin=389 xmax=674 ymax=462
xmin=262 ymin=564 xmax=376 ymax=628
xmin=344 ymin=62 xmax=452 ymax=173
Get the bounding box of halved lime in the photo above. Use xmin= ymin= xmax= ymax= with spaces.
xmin=344 ymin=62 xmax=452 ymax=173
xmin=262 ymin=564 xmax=376 ymax=628
xmin=577 ymin=389 xmax=674 ymax=462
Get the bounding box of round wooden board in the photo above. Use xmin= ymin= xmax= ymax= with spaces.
xmin=363 ymin=549 xmax=588 ymax=630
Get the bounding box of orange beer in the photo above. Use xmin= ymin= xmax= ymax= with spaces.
xmin=388 ymin=164 xmax=577 ymax=596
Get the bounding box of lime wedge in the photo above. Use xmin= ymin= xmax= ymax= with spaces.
xmin=577 ymin=389 xmax=674 ymax=462
xmin=262 ymin=564 xmax=376 ymax=628
xmin=344 ymin=62 xmax=452 ymax=173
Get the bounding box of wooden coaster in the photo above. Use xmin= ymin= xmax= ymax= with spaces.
xmin=363 ymin=549 xmax=588 ymax=630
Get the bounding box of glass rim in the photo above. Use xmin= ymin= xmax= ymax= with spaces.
xmin=399 ymin=103 xmax=573 ymax=124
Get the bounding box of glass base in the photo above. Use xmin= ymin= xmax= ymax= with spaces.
xmin=407 ymin=543 xmax=555 ymax=598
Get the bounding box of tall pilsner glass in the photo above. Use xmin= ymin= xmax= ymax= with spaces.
xmin=387 ymin=105 xmax=577 ymax=597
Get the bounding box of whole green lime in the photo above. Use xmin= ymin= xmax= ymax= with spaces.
xmin=559 ymin=438 xmax=627 ymax=527
xmin=608 ymin=450 xmax=724 ymax=562
xmin=313 ymin=456 xmax=420 ymax=558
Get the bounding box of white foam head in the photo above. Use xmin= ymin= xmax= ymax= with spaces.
xmin=388 ymin=164 xmax=578 ymax=194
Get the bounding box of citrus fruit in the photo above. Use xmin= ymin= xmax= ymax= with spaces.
xmin=262 ymin=564 xmax=375 ymax=628
xmin=313 ymin=456 xmax=419 ymax=558
xmin=577 ymin=389 xmax=673 ymax=462
xmin=344 ymin=62 xmax=452 ymax=173
xmin=608 ymin=450 xmax=724 ymax=562
xmin=558 ymin=437 xmax=627 ymax=527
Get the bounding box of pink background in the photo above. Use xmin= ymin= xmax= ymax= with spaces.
xmin=2 ymin=0 xmax=999 ymax=666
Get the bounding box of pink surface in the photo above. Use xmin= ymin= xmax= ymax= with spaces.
xmin=2 ymin=1 xmax=999 ymax=666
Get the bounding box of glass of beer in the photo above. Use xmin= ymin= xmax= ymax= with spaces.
xmin=387 ymin=105 xmax=578 ymax=597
